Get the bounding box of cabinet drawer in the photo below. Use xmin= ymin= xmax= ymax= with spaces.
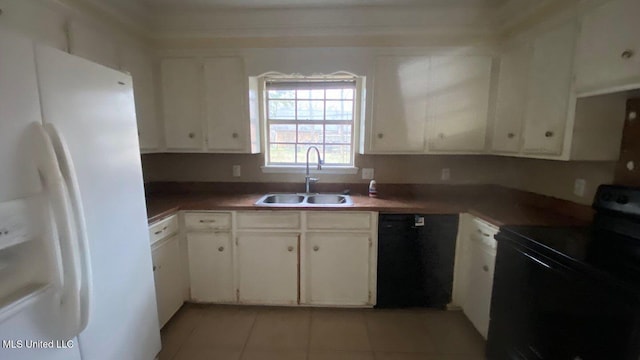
xmin=185 ymin=212 xmax=231 ymax=231
xmin=237 ymin=211 xmax=300 ymax=229
xmin=149 ymin=215 xmax=179 ymax=245
xmin=307 ymin=212 xmax=372 ymax=230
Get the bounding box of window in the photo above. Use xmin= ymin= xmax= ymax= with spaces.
xmin=265 ymin=78 xmax=357 ymax=167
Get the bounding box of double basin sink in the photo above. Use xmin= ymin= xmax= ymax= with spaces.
xmin=255 ymin=193 xmax=353 ymax=207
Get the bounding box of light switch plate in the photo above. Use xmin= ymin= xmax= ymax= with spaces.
xmin=441 ymin=168 xmax=450 ymax=181
xmin=574 ymin=178 xmax=586 ymax=197
xmin=232 ymin=165 xmax=241 ymax=177
xmin=362 ymin=168 xmax=374 ymax=180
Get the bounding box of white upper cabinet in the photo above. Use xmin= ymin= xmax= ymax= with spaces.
xmin=491 ymin=42 xmax=532 ymax=154
xmin=204 ymin=57 xmax=256 ymax=153
xmin=427 ymin=56 xmax=492 ymax=152
xmin=121 ymin=47 xmax=159 ymax=152
xmin=521 ymin=22 xmax=577 ymax=155
xmin=161 ymin=58 xmax=203 ymax=151
xmin=575 ymin=0 xmax=640 ymax=95
xmin=160 ymin=56 xmax=259 ymax=153
xmin=369 ymin=56 xmax=429 ymax=153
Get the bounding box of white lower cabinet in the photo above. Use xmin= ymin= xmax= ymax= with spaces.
xmin=184 ymin=210 xmax=377 ymax=307
xmin=453 ymin=214 xmax=498 ymax=339
xmin=236 ymin=232 xmax=300 ymax=305
xmin=302 ymin=232 xmax=372 ymax=306
xmin=462 ymin=234 xmax=496 ymax=339
xmin=187 ymin=232 xmax=235 ymax=302
xmin=151 ymin=235 xmax=184 ymax=327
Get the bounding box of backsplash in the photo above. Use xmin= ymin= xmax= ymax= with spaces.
xmin=142 ymin=153 xmax=615 ymax=205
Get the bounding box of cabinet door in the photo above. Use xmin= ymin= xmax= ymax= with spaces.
xmin=204 ymin=57 xmax=248 ymax=152
xmin=152 ymin=236 xmax=183 ymax=327
xmin=237 ymin=233 xmax=299 ymax=305
xmin=121 ymin=47 xmax=159 ymax=152
xmin=303 ymin=233 xmax=371 ymax=306
xmin=492 ymin=42 xmax=532 ymax=153
xmin=187 ymin=232 xmax=234 ymax=302
xmin=371 ymin=56 xmax=429 ymax=153
xmin=427 ymin=56 xmax=492 ymax=152
xmin=575 ymin=0 xmax=640 ymax=93
xmin=521 ymin=22 xmax=577 ymax=155
xmin=462 ymin=238 xmax=495 ymax=339
xmin=161 ymin=58 xmax=203 ymax=151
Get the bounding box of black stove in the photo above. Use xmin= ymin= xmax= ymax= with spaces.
xmin=487 ymin=185 xmax=640 ymax=360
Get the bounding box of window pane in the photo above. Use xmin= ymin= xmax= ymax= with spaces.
xmin=268 ymin=100 xmax=295 ymax=119
xmin=269 ymin=144 xmax=295 ymax=163
xmin=297 ymin=100 xmax=324 ymax=120
xmin=268 ymin=89 xmax=295 ymax=99
xmin=297 ymin=89 xmax=324 ymax=99
xmin=297 ymin=124 xmax=323 ymax=144
xmin=324 ymin=145 xmax=351 ymax=164
xmin=326 ymin=88 xmax=354 ymax=100
xmin=325 ymin=125 xmax=352 ymax=144
xmin=270 ymin=124 xmax=296 ymax=143
xmin=296 ymin=145 xmax=323 ymax=165
xmin=325 ymin=100 xmax=353 ymax=120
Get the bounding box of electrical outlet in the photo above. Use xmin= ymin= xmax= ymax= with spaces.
xmin=362 ymin=168 xmax=374 ymax=180
xmin=574 ymin=178 xmax=586 ymax=197
xmin=441 ymin=168 xmax=450 ymax=181
xmin=232 ymin=165 xmax=241 ymax=177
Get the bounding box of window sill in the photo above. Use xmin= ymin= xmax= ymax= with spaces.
xmin=260 ymin=166 xmax=359 ymax=175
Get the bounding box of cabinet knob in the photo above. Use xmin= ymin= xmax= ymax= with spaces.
xmin=218 ymin=246 xmax=224 ymax=252
xmin=438 ymin=133 xmax=445 ymax=139
xmin=188 ymin=132 xmax=195 ymax=139
xmin=544 ymin=131 xmax=554 ymax=138
xmin=287 ymin=246 xmax=294 ymax=252
xmin=482 ymin=265 xmax=489 ymax=272
xmin=377 ymin=133 xmax=384 ymax=139
xmin=313 ymin=245 xmax=319 ymax=252
xmin=507 ymin=132 xmax=515 ymax=139
xmin=232 ymin=132 xmax=239 ymax=138
xmin=152 ymin=265 xmax=157 ymax=272
xmin=621 ymin=49 xmax=634 ymax=59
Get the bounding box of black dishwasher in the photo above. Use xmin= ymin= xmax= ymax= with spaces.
xmin=376 ymin=214 xmax=458 ymax=308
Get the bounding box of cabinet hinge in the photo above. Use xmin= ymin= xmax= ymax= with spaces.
xmin=368 ymin=290 xmax=372 ymax=302
xmin=235 ymin=237 xmax=239 ymax=246
xmin=236 ymin=289 xmax=240 ymax=302
xmin=368 ymin=237 xmax=372 ymax=248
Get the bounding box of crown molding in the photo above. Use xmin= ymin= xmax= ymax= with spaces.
xmin=53 ymin=0 xmax=153 ymax=40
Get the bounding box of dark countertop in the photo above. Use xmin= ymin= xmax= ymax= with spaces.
xmin=145 ymin=183 xmax=593 ymax=228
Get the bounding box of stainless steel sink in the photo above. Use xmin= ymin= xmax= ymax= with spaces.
xmin=255 ymin=193 xmax=353 ymax=207
xmin=259 ymin=194 xmax=305 ymax=204
xmin=306 ymin=194 xmax=352 ymax=205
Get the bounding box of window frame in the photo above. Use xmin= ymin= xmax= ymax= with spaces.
xmin=260 ymin=74 xmax=363 ymax=173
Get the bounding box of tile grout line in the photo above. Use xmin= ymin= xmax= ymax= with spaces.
xmin=306 ymin=308 xmax=313 ymax=360
xmin=238 ymin=308 xmax=259 ymax=360
xmin=166 ymin=305 xmax=202 ymax=360
xmin=363 ymin=309 xmax=378 ymax=360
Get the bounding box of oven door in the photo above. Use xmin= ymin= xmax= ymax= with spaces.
xmin=488 ymin=235 xmax=640 ymax=360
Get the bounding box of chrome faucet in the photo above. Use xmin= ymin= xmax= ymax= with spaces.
xmin=305 ymin=146 xmax=323 ymax=193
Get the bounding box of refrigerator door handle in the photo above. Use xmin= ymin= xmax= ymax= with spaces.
xmin=31 ymin=123 xmax=84 ymax=339
xmin=45 ymin=123 xmax=92 ymax=333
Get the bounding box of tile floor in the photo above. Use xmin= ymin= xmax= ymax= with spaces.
xmin=159 ymin=304 xmax=486 ymax=360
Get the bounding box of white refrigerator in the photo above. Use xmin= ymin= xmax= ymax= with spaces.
xmin=0 ymin=30 xmax=161 ymax=359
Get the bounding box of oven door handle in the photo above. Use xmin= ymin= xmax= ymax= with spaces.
xmin=522 ymin=251 xmax=552 ymax=269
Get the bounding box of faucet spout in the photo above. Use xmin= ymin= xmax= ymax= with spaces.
xmin=305 ymin=146 xmax=323 ymax=193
